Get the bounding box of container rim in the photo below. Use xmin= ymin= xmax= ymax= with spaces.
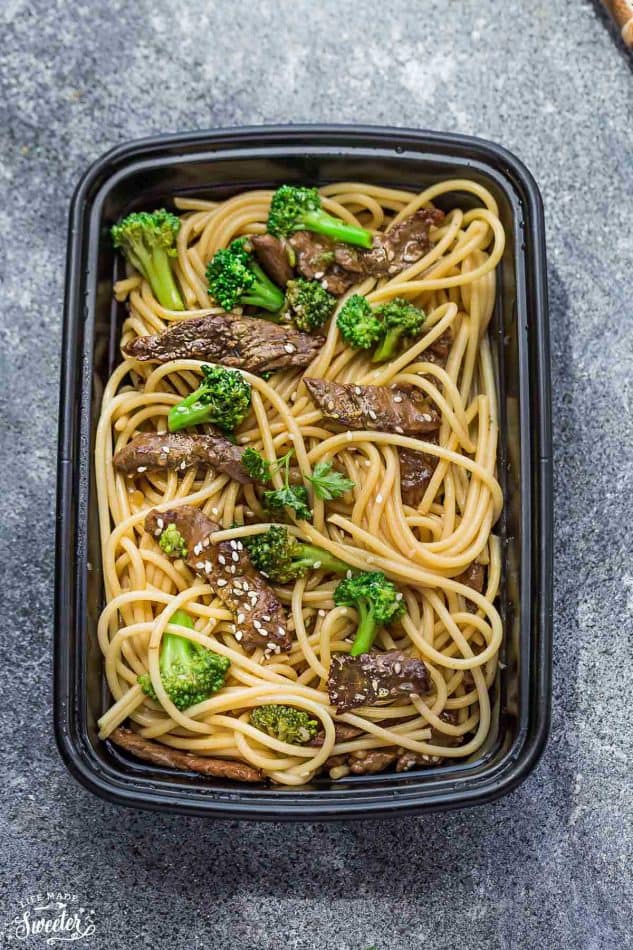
xmin=55 ymin=124 xmax=552 ymax=820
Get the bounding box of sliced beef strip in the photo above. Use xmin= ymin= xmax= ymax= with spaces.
xmin=308 ymin=722 xmax=364 ymax=747
xmin=398 ymin=435 xmax=439 ymax=507
xmin=455 ymin=561 xmax=486 ymax=611
xmin=304 ymin=378 xmax=440 ymax=436
xmin=290 ymin=208 xmax=444 ymax=295
xmin=328 ymin=650 xmax=431 ymax=714
xmin=113 ymin=431 xmax=254 ymax=484
xmin=395 ymin=712 xmax=464 ymax=771
xmin=249 ymin=234 xmax=294 ymax=286
xmin=110 ymin=727 xmax=262 ymax=782
xmin=424 ymin=328 xmax=452 ymax=366
xmin=124 ymin=313 xmax=322 ymax=376
xmin=348 ymin=750 xmax=399 ymax=775
xmin=145 ymin=506 xmax=290 ymax=653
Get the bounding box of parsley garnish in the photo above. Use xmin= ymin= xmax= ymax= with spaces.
xmin=307 ymin=460 xmax=355 ymax=500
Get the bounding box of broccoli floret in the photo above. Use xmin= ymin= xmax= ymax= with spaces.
xmin=138 ymin=609 xmax=230 ymax=710
xmin=243 ymin=525 xmax=350 ymax=583
xmin=284 ymin=279 xmax=336 ymax=332
xmin=334 ymin=571 xmax=405 ymax=656
xmin=371 ymin=298 xmax=426 ymax=363
xmin=111 ymin=209 xmax=184 ymax=311
xmin=268 ymin=185 xmax=372 ymax=249
xmin=168 ymin=364 xmax=251 ymax=433
xmin=158 ymin=523 xmax=188 ymax=558
xmin=206 ymin=238 xmax=285 ymax=313
xmin=336 ymin=295 xmax=384 ymax=350
xmin=250 ymin=703 xmax=318 ymax=744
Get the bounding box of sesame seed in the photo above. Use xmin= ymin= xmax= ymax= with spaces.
xmin=376 ymin=493 xmax=383 ymax=504
xmin=204 ymin=560 xmax=213 ymax=573
xmin=346 ymin=570 xmax=353 ymax=579
xmin=230 ymin=565 xmax=236 ymax=574
xmin=156 ymin=518 xmax=164 ymax=529
xmin=395 ymin=426 xmax=404 ymax=434
xmin=318 ymin=609 xmax=326 ymax=617
xmin=217 ymin=579 xmax=228 ymax=587
xmin=394 ymin=662 xmax=402 ymax=674
xmin=313 ymin=561 xmax=322 ymax=569
xmin=137 ymin=466 xmax=147 ymax=473
xmin=368 ymin=409 xmax=377 ymax=420
xmin=284 ymin=342 xmax=296 ymax=354
xmin=196 ymin=562 xmax=205 ymax=570
xmin=230 ymin=540 xmax=237 ymax=549
xmin=253 ymin=619 xmax=262 ymax=629
xmin=354 ymin=386 xmax=362 ymax=395
xmin=237 ymin=613 xmax=245 ymax=623
xmin=235 ymin=631 xmax=243 ymax=641
xmin=180 ymin=460 xmax=186 ymax=470
xmin=267 ymin=641 xmax=278 ymax=651
xmin=395 ymin=593 xmax=403 ymax=601
xmin=232 ymin=551 xmax=239 ymax=562
xmin=327 ymin=400 xmax=335 ymax=411
xmin=277 ymin=626 xmax=285 ymax=636
xmin=393 ymin=395 xmax=403 ymax=403
xmin=212 ymin=507 xmax=219 ymax=515
xmin=234 ymin=580 xmax=242 ymax=590
xmin=218 ymin=554 xmax=226 ymax=565
xmin=262 ymin=614 xmax=271 ymax=621
xmin=236 ymin=541 xmax=243 ymax=551
xmin=162 ymin=446 xmax=170 ymax=454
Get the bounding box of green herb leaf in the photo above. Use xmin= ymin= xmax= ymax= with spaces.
xmin=307 ymin=460 xmax=355 ymax=500
xmin=263 ymin=484 xmax=312 ymax=521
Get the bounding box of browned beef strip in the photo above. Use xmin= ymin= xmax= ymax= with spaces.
xmin=424 ymin=328 xmax=452 ymax=366
xmin=455 ymin=561 xmax=486 ymax=612
xmin=110 ymin=727 xmax=262 ymax=782
xmin=249 ymin=234 xmax=294 ymax=286
xmin=396 ymin=750 xmax=444 ymax=770
xmin=398 ymin=436 xmax=439 ymax=507
xmin=290 ymin=208 xmax=445 ymax=295
xmin=328 ymin=651 xmax=431 ymax=714
xmin=308 ymin=722 xmax=364 ymax=747
xmin=348 ymin=750 xmax=399 ymax=775
xmin=304 ymin=378 xmax=440 ymax=436
xmin=123 ymin=314 xmax=322 ymax=375
xmin=145 ymin=506 xmax=290 ymax=653
xmin=113 ymin=431 xmax=254 ymax=484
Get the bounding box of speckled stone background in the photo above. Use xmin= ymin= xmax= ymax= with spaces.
xmin=1 ymin=1 xmax=632 ymax=947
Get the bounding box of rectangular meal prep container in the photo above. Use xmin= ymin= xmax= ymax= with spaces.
xmin=55 ymin=125 xmax=552 ymax=820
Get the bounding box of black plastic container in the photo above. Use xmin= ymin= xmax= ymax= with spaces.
xmin=55 ymin=125 xmax=552 ymax=819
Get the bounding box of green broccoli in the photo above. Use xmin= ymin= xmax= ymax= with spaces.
xmin=336 ymin=295 xmax=384 ymax=350
xmin=243 ymin=525 xmax=350 ymax=583
xmin=111 ymin=209 xmax=184 ymax=311
xmin=138 ymin=609 xmax=230 ymax=710
xmin=250 ymin=703 xmax=318 ymax=744
xmin=371 ymin=298 xmax=426 ymax=363
xmin=268 ymin=185 xmax=372 ymax=249
xmin=262 ymin=449 xmax=312 ymax=521
xmin=333 ymin=571 xmax=405 ymax=656
xmin=168 ymin=364 xmax=251 ymax=433
xmin=158 ymin=523 xmax=188 ymax=558
xmin=206 ymin=237 xmax=285 ymax=313
xmin=284 ymin=279 xmax=336 ymax=332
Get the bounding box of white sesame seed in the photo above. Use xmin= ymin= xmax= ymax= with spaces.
xmin=368 ymin=409 xmax=377 ymax=420
xmin=230 ymin=565 xmax=236 ymax=574
xmin=284 ymin=342 xmax=296 ymax=354
xmin=212 ymin=507 xmax=219 ymax=515
xmin=204 ymin=560 xmax=213 ymax=572
xmin=395 ymin=426 xmax=404 ymax=434
xmin=393 ymin=395 xmax=403 ymax=403
xmin=318 ymin=609 xmax=326 ymax=617
xmin=156 ymin=517 xmax=164 ymax=529
xmin=230 ymin=540 xmax=237 ymax=549
xmin=237 ymin=613 xmax=245 ymax=623
xmin=217 ymin=578 xmax=228 ymax=587
xmin=253 ymin=619 xmax=262 ymax=629
xmin=376 ymin=493 xmax=383 ymax=503
xmin=232 ymin=551 xmax=239 ymax=562
xmin=235 ymin=631 xmax=243 ymax=641
xmin=354 ymin=386 xmax=362 ymax=395
xmin=395 ymin=593 xmax=403 ymax=601
xmin=234 ymin=580 xmax=242 ymax=590
xmin=236 ymin=541 xmax=243 ymax=550
xmin=137 ymin=466 xmax=147 ymax=473
xmin=277 ymin=626 xmax=285 ymax=636
xmin=162 ymin=446 xmax=170 ymax=454
xmin=218 ymin=554 xmax=226 ymax=565
xmin=180 ymin=460 xmax=186 ymax=470
xmin=267 ymin=641 xmax=278 ymax=651
xmin=313 ymin=561 xmax=322 ymax=569
xmin=196 ymin=562 xmax=205 ymax=570
xmin=262 ymin=614 xmax=271 ymax=621
xmin=394 ymin=662 xmax=402 ymax=674
xmin=346 ymin=570 xmax=353 ymax=579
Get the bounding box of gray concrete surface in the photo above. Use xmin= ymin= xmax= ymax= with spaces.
xmin=1 ymin=1 xmax=632 ymax=947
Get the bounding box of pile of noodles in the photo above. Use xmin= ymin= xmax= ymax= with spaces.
xmin=95 ymin=179 xmax=505 ymax=785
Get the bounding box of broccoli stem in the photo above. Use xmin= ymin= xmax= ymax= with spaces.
xmin=168 ymin=387 xmax=212 ymax=432
xmin=372 ymin=327 xmax=403 ymax=363
xmin=292 ymin=543 xmax=350 ymax=575
xmin=349 ymin=601 xmax=377 ymax=656
xmin=240 ymin=261 xmax=285 ymax=312
xmin=299 ymin=210 xmax=373 ymax=249
xmin=150 ymin=246 xmax=185 ymax=311
xmin=161 ymin=609 xmax=196 ymax=661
